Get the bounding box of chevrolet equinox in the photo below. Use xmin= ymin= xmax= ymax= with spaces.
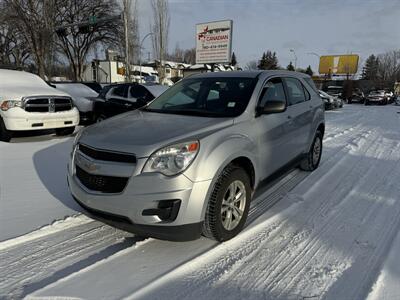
xmin=68 ymin=71 xmax=325 ymax=242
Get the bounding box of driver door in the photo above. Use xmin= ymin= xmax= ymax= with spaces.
xmin=254 ymin=77 xmax=293 ymax=179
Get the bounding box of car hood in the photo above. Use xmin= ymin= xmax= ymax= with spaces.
xmin=79 ymin=110 xmax=234 ymax=158
xmin=1 ymin=85 xmax=70 ymax=101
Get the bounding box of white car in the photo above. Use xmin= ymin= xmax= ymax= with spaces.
xmin=0 ymin=69 xmax=79 ymax=142
xmin=52 ymin=83 xmax=99 ymax=124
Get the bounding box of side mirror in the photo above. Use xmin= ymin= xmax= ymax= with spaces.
xmin=257 ymin=100 xmax=286 ymax=115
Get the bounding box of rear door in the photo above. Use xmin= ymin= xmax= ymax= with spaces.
xmin=283 ymin=77 xmax=313 ymax=155
xmin=104 ymin=85 xmax=130 ymax=117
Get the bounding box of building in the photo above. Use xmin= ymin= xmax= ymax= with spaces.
xmin=142 ymin=60 xmax=191 ymax=85
xmin=183 ymin=64 xmax=237 ymax=78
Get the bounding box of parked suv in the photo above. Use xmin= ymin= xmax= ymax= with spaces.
xmin=0 ymin=69 xmax=79 ymax=142
xmin=68 ymin=71 xmax=325 ymax=241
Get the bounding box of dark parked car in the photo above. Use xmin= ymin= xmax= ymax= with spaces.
xmin=94 ymin=83 xmax=168 ymax=122
xmin=347 ymin=88 xmax=365 ymax=104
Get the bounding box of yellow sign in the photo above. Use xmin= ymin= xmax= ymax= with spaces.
xmin=117 ymin=67 xmax=126 ymax=76
xmin=319 ymin=54 xmax=359 ymax=75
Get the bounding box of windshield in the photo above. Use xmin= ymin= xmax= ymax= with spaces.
xmin=144 ymin=77 xmax=258 ymax=117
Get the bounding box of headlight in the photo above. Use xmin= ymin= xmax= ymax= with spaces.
xmin=0 ymin=100 xmax=22 ymax=111
xmin=142 ymin=141 xmax=199 ymax=176
xmin=73 ymin=129 xmax=83 ymax=147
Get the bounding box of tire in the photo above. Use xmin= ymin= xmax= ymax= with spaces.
xmin=365 ymin=101 xmax=369 ymax=106
xmin=202 ymin=165 xmax=252 ymax=242
xmin=300 ymin=131 xmax=323 ymax=172
xmin=347 ymin=98 xmax=352 ymax=104
xmin=96 ymin=114 xmax=107 ymax=123
xmin=55 ymin=126 xmax=75 ymax=136
xmin=0 ymin=118 xmax=12 ymax=142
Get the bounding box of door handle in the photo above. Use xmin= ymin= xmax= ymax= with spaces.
xmin=287 ymin=115 xmax=292 ymax=119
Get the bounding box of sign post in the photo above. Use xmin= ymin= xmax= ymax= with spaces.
xmin=196 ymin=20 xmax=233 ymax=66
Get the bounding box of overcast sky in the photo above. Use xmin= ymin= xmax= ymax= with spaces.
xmin=138 ymin=0 xmax=400 ymax=72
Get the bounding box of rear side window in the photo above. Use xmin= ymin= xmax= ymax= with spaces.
xmin=259 ymin=77 xmax=286 ymax=107
xmin=284 ymin=78 xmax=306 ymax=105
xmin=112 ymin=85 xmax=127 ymax=98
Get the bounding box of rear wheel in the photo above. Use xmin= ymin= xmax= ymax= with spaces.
xmin=0 ymin=118 xmax=12 ymax=142
xmin=300 ymin=131 xmax=323 ymax=171
xmin=96 ymin=114 xmax=107 ymax=123
xmin=202 ymin=165 xmax=252 ymax=242
xmin=55 ymin=126 xmax=75 ymax=136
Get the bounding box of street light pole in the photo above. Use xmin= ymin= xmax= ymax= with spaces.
xmin=290 ymin=49 xmax=297 ymax=69
xmin=139 ymin=32 xmax=154 ymax=83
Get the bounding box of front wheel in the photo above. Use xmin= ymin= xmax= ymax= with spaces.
xmin=202 ymin=165 xmax=252 ymax=242
xmin=0 ymin=118 xmax=12 ymax=142
xmin=55 ymin=126 xmax=75 ymax=136
xmin=300 ymin=131 xmax=323 ymax=171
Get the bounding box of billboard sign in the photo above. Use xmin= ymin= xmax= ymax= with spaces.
xmin=196 ymin=20 xmax=233 ymax=64
xmin=319 ymin=54 xmax=359 ymax=75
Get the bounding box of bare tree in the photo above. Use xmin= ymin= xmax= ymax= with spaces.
xmin=183 ymin=48 xmax=196 ymax=64
xmin=377 ymin=50 xmax=400 ymax=84
xmin=3 ymin=0 xmax=56 ymax=78
xmin=245 ymin=60 xmax=258 ymax=70
xmin=151 ymin=0 xmax=170 ymax=82
xmin=0 ymin=19 xmax=31 ymax=67
xmin=166 ymin=45 xmax=195 ymax=64
xmin=54 ymin=0 xmax=121 ymax=80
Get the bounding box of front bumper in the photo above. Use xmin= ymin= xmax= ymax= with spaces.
xmin=67 ymin=148 xmax=212 ymax=240
xmin=2 ymin=107 xmax=79 ymax=131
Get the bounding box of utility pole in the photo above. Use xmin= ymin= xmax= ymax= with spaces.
xmin=123 ymin=0 xmax=130 ymax=82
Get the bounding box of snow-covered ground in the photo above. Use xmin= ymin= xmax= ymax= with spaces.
xmin=1 ymin=104 xmax=400 ymax=300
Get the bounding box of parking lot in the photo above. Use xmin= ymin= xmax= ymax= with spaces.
xmin=1 ymin=104 xmax=400 ymax=299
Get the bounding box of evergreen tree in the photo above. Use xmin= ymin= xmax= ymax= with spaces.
xmin=361 ymin=54 xmax=379 ymax=80
xmin=258 ymin=52 xmax=267 ymax=69
xmin=286 ymin=61 xmax=295 ymax=71
xmin=231 ymin=52 xmax=237 ymax=66
xmin=305 ymin=65 xmax=314 ymax=76
xmin=258 ymin=50 xmax=279 ymax=70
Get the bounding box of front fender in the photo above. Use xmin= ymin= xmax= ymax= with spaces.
xmin=306 ymin=106 xmax=324 ymax=152
xmin=183 ymin=134 xmax=259 ymax=220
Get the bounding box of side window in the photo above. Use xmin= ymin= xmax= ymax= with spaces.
xmin=112 ymin=85 xmax=127 ymax=98
xmin=284 ymin=78 xmax=306 ymax=105
xmin=130 ymin=86 xmax=146 ymax=99
xmin=303 ymin=85 xmax=311 ymax=101
xmin=258 ymin=77 xmax=286 ymax=107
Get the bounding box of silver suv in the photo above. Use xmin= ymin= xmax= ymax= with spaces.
xmin=68 ymin=71 xmax=324 ymax=242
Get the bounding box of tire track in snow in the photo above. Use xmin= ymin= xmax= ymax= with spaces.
xmin=0 ymin=222 xmax=138 ymax=299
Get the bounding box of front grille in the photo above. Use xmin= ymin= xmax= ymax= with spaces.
xmin=24 ymin=96 xmax=73 ymax=113
xmin=76 ymin=166 xmax=129 ymax=193
xmin=78 ymin=144 xmax=137 ymax=164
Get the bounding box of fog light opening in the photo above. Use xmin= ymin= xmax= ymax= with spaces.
xmin=142 ymin=199 xmax=181 ymax=222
